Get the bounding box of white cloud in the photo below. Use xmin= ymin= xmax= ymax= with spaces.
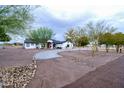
xmin=2 ymin=0 xmax=124 ymax=41
xmin=32 ymin=2 xmax=124 ymax=40
xmin=2 ymin=0 xmax=124 ymax=20
xmin=1 ymin=0 xmax=124 ymax=5
xmin=38 ymin=0 xmax=124 ymax=20
xmin=92 ymin=6 xmax=124 ymax=18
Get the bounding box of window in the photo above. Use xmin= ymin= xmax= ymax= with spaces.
xmin=66 ymin=44 xmax=69 ymax=48
xmin=31 ymin=43 xmax=34 ymax=46
xmin=26 ymin=43 xmax=30 ymax=47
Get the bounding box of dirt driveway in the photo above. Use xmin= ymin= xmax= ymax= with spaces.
xmin=64 ymin=55 xmax=124 ymax=88
xmin=27 ymin=50 xmax=123 ymax=88
xmin=1 ymin=47 xmax=124 ymax=88
xmin=0 ymin=47 xmax=40 ymax=67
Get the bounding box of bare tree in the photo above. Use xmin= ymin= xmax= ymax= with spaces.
xmin=84 ymin=21 xmax=116 ymax=56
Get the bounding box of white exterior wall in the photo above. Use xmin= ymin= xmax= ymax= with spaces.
xmin=55 ymin=42 xmax=73 ymax=49
xmin=24 ymin=43 xmax=37 ymax=49
xmin=37 ymin=44 xmax=42 ymax=49
xmin=100 ymin=44 xmax=116 ymax=49
xmin=61 ymin=42 xmax=73 ymax=49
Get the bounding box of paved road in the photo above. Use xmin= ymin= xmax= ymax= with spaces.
xmin=64 ymin=55 xmax=124 ymax=88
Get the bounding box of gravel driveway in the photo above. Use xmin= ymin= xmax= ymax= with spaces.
xmin=28 ymin=49 xmax=123 ymax=88
xmin=34 ymin=49 xmax=63 ymax=60
xmin=34 ymin=47 xmax=92 ymax=60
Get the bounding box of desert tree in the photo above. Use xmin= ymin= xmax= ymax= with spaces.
xmin=113 ymin=32 xmax=124 ymax=53
xmin=99 ymin=32 xmax=114 ymax=53
xmin=76 ymin=36 xmax=89 ymax=47
xmin=83 ymin=20 xmax=117 ymax=56
xmin=98 ymin=26 xmax=117 ymax=53
xmin=0 ymin=5 xmax=35 ymax=36
xmin=0 ymin=29 xmax=11 ymax=42
xmin=0 ymin=5 xmax=36 ymax=49
xmin=65 ymin=28 xmax=78 ymax=46
xmin=84 ymin=21 xmax=109 ymax=56
xmin=75 ymin=27 xmax=89 ymax=47
xmin=27 ymin=27 xmax=54 ymax=48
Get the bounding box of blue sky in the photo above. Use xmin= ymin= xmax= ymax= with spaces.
xmin=31 ymin=1 xmax=124 ymax=40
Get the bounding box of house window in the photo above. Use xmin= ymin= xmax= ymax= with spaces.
xmin=26 ymin=43 xmax=30 ymax=47
xmin=66 ymin=44 xmax=69 ymax=48
xmin=31 ymin=43 xmax=34 ymax=46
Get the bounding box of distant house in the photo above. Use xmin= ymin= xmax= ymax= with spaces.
xmin=47 ymin=39 xmax=73 ymax=49
xmin=23 ymin=39 xmax=42 ymax=49
xmin=24 ymin=39 xmax=73 ymax=49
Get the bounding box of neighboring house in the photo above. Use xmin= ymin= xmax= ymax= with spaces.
xmin=24 ymin=39 xmax=73 ymax=49
xmin=47 ymin=39 xmax=73 ymax=49
xmin=23 ymin=39 xmax=42 ymax=49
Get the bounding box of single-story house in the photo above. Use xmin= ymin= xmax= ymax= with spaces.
xmin=47 ymin=39 xmax=73 ymax=49
xmin=23 ymin=39 xmax=42 ymax=49
xmin=24 ymin=39 xmax=73 ymax=49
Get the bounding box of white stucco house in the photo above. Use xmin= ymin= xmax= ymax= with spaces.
xmin=23 ymin=39 xmax=42 ymax=49
xmin=47 ymin=39 xmax=73 ymax=49
xmin=24 ymin=39 xmax=73 ymax=49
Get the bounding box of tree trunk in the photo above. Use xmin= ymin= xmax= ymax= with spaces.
xmin=92 ymin=50 xmax=95 ymax=57
xmin=119 ymin=45 xmax=122 ymax=53
xmin=95 ymin=41 xmax=98 ymax=52
xmin=116 ymin=45 xmax=119 ymax=53
xmin=120 ymin=48 xmax=122 ymax=53
xmin=106 ymin=44 xmax=109 ymax=53
xmin=91 ymin=44 xmax=96 ymax=57
xmin=44 ymin=43 xmax=47 ymax=49
xmin=96 ymin=45 xmax=98 ymax=52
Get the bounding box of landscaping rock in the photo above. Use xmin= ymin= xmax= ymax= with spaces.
xmin=0 ymin=82 xmax=2 ymax=88
xmin=0 ymin=62 xmax=37 ymax=88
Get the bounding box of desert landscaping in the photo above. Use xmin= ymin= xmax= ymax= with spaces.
xmin=1 ymin=5 xmax=124 ymax=88
xmin=27 ymin=49 xmax=124 ymax=88
xmin=0 ymin=46 xmax=124 ymax=88
xmin=0 ymin=47 xmax=39 ymax=87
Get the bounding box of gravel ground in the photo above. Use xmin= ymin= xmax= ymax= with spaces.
xmin=0 ymin=47 xmax=41 ymax=88
xmin=0 ymin=62 xmax=37 ymax=88
xmin=0 ymin=47 xmax=40 ymax=67
xmin=1 ymin=47 xmax=124 ymax=88
xmin=27 ymin=50 xmax=123 ymax=88
xmin=64 ymin=55 xmax=124 ymax=88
